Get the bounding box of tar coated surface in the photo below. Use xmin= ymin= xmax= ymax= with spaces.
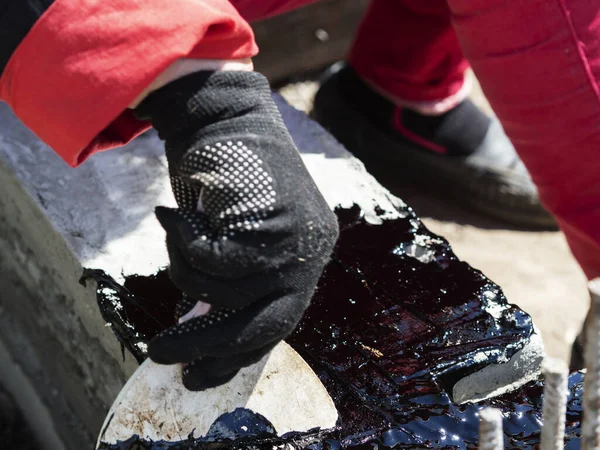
xmin=86 ymin=205 xmax=583 ymax=449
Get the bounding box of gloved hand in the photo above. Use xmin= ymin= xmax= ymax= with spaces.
xmin=133 ymin=71 xmax=339 ymax=390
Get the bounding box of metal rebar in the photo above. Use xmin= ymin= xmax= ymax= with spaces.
xmin=540 ymin=357 xmax=569 ymax=450
xmin=478 ymin=407 xmax=503 ymax=450
xmin=583 ymin=279 xmax=600 ymax=450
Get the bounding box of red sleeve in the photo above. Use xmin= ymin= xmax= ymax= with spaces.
xmin=0 ymin=0 xmax=258 ymax=167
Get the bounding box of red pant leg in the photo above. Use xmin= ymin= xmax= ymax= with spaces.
xmin=448 ymin=0 xmax=600 ymax=279
xmin=349 ymin=0 xmax=469 ymax=105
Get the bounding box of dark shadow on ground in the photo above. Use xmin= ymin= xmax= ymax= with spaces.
xmin=0 ymin=385 xmax=39 ymax=450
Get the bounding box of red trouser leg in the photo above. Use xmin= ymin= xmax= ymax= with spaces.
xmin=446 ymin=0 xmax=600 ymax=279
xmin=349 ymin=0 xmax=470 ymax=107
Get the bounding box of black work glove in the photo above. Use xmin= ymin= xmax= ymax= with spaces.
xmin=133 ymin=71 xmax=339 ymax=390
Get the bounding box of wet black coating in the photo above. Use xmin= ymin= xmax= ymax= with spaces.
xmin=97 ymin=373 xmax=584 ymax=450
xmin=89 ymin=205 xmax=583 ymax=449
xmin=97 ymin=408 xmax=329 ymax=450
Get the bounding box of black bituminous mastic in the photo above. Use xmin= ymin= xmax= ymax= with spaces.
xmin=83 ymin=205 xmax=583 ymax=450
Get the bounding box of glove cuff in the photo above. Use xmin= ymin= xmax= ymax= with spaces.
xmin=133 ymin=70 xmax=279 ymax=141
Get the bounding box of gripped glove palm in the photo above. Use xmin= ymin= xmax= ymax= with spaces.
xmin=133 ymin=71 xmax=339 ymax=390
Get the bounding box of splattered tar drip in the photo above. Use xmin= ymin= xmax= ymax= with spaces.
xmin=86 ymin=205 xmax=583 ymax=449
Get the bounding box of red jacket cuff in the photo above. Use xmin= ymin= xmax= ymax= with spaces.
xmin=0 ymin=0 xmax=258 ymax=167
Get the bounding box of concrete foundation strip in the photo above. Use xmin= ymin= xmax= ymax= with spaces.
xmin=0 ymin=96 xmax=547 ymax=449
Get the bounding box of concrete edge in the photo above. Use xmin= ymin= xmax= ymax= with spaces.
xmin=452 ymin=327 xmax=545 ymax=404
xmin=0 ymin=337 xmax=65 ymax=450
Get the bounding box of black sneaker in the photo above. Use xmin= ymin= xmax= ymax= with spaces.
xmin=312 ymin=64 xmax=556 ymax=229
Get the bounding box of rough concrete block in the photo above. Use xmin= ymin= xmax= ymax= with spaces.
xmin=0 ymin=95 xmax=544 ymax=450
xmin=0 ymin=107 xmax=143 ymax=450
